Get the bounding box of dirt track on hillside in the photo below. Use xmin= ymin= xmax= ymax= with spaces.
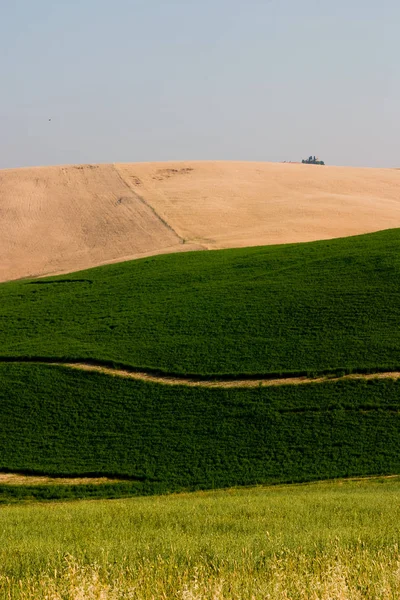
xmin=65 ymin=364 xmax=400 ymax=388
xmin=1 ymin=161 xmax=400 ymax=282
xmin=0 ymin=473 xmax=122 ymax=486
xmin=15 ymin=361 xmax=400 ymax=388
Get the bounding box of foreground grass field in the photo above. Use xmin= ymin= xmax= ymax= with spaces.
xmin=1 ymin=363 xmax=399 ymax=491
xmin=2 ymin=228 xmax=400 ymax=377
xmin=1 ymin=478 xmax=400 ymax=599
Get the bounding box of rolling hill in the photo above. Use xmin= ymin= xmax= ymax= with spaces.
xmin=1 ymin=362 xmax=399 ymax=493
xmin=1 ymin=230 xmax=400 ymax=493
xmin=1 ymin=161 xmax=400 ymax=282
xmin=3 ymin=228 xmax=400 ymax=377
xmin=2 ymin=162 xmax=400 ymax=497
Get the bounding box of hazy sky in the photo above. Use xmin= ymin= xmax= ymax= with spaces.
xmin=1 ymin=0 xmax=399 ymax=169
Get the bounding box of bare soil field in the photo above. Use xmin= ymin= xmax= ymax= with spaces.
xmin=1 ymin=161 xmax=400 ymax=282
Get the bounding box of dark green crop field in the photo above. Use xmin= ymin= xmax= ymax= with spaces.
xmin=2 ymin=229 xmax=400 ymax=377
xmin=2 ymin=229 xmax=400 ymax=498
xmin=1 ymin=363 xmax=400 ymax=496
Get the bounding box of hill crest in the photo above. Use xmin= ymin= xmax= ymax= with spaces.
xmin=1 ymin=160 xmax=400 ymax=282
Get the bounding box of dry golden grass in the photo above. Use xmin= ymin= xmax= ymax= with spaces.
xmin=3 ymin=544 xmax=400 ymax=599
xmin=1 ymin=478 xmax=400 ymax=599
xmin=1 ymin=161 xmax=400 ymax=282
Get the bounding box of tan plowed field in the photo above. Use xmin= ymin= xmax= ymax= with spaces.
xmin=1 ymin=161 xmax=400 ymax=282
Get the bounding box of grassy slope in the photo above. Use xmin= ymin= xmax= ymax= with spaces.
xmin=1 ymin=363 xmax=400 ymax=490
xmin=1 ymin=478 xmax=400 ymax=598
xmin=2 ymin=229 xmax=400 ymax=377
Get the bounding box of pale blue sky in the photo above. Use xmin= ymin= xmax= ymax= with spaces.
xmin=1 ymin=0 xmax=399 ymax=169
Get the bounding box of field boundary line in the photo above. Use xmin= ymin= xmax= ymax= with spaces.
xmin=112 ymin=164 xmax=185 ymax=244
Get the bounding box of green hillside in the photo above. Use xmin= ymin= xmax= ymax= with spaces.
xmin=2 ymin=229 xmax=400 ymax=495
xmin=2 ymin=229 xmax=400 ymax=377
xmin=1 ymin=363 xmax=399 ymax=494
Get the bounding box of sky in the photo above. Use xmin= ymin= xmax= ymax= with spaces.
xmin=0 ymin=0 xmax=399 ymax=169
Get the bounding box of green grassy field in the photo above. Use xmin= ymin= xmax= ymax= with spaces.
xmin=2 ymin=229 xmax=400 ymax=377
xmin=1 ymin=363 xmax=399 ymax=490
xmin=2 ymin=229 xmax=400 ymax=495
xmin=2 ymin=229 xmax=400 ymax=597
xmin=1 ymin=478 xmax=400 ymax=599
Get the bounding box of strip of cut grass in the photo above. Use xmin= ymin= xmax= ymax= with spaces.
xmin=1 ymin=478 xmax=400 ymax=598
xmin=2 ymin=229 xmax=400 ymax=376
xmin=1 ymin=363 xmax=400 ymax=492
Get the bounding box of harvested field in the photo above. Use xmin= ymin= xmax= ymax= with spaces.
xmin=1 ymin=161 xmax=400 ymax=281
xmin=116 ymin=162 xmax=400 ymax=250
xmin=0 ymin=163 xmax=199 ymax=282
